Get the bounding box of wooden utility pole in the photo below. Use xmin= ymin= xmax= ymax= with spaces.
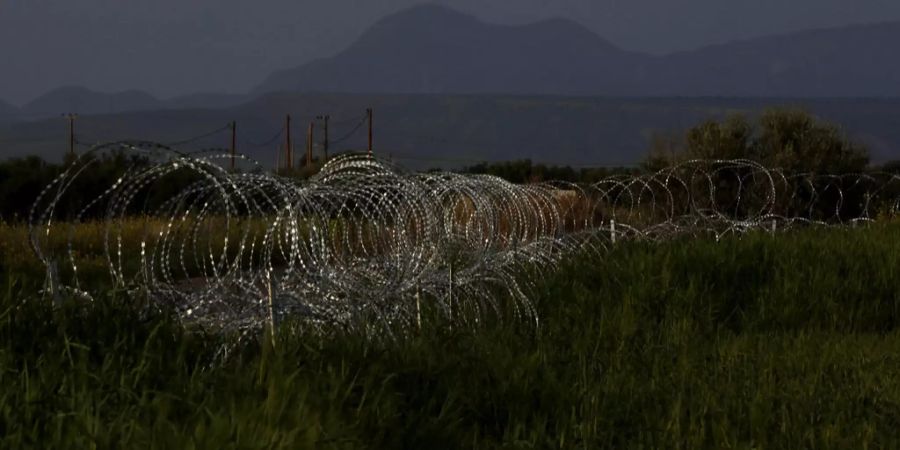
xmin=317 ymin=114 xmax=329 ymax=160
xmin=366 ymin=108 xmax=373 ymax=156
xmin=306 ymin=122 xmax=314 ymax=166
xmin=230 ymin=121 xmax=237 ymax=171
xmin=64 ymin=113 xmax=78 ymax=158
xmin=284 ymin=114 xmax=292 ymax=170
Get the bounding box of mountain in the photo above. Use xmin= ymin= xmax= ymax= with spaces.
xmin=16 ymin=87 xmax=250 ymax=121
xmin=21 ymin=86 xmax=164 ymax=118
xmin=15 ymin=5 xmax=900 ymax=117
xmin=254 ymin=4 xmax=648 ymax=96
xmin=0 ymin=100 xmax=18 ymax=123
xmin=166 ymin=92 xmax=249 ymax=110
xmin=653 ymin=21 xmax=900 ymax=97
xmin=0 ymin=100 xmax=16 ymax=114
xmin=253 ymin=4 xmax=900 ymax=98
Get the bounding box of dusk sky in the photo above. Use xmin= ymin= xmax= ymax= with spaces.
xmin=3 ymin=0 xmax=900 ymax=105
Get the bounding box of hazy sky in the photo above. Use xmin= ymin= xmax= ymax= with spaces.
xmin=3 ymin=0 xmax=900 ymax=105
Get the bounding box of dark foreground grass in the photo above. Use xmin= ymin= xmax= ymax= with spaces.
xmin=3 ymin=226 xmax=900 ymax=448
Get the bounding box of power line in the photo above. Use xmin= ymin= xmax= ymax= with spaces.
xmin=1 ymin=113 xmax=645 ymax=168
xmin=329 ymin=113 xmax=368 ymax=127
xmin=330 ymin=116 xmax=367 ymax=145
xmin=238 ymin=125 xmax=285 ymax=148
xmin=165 ymin=123 xmax=233 ymax=147
xmin=70 ymin=124 xmax=231 ymax=151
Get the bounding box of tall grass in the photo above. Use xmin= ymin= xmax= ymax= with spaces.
xmin=2 ymin=225 xmax=900 ymax=448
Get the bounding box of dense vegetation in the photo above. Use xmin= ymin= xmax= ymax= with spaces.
xmin=463 ymin=108 xmax=894 ymax=184
xmin=3 ymin=109 xmax=900 ymax=447
xmin=3 ymin=225 xmax=900 ymax=448
xmin=0 ymin=151 xmax=205 ymax=222
xmin=644 ymin=108 xmax=869 ymax=173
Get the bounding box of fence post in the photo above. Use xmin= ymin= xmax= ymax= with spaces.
xmin=46 ymin=259 xmax=62 ymax=306
xmin=266 ymin=272 xmax=277 ymax=348
xmin=448 ymin=262 xmax=453 ymax=331
xmin=416 ymin=288 xmax=422 ymax=333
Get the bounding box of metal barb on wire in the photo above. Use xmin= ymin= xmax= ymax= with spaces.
xmin=27 ymin=143 xmax=900 ymax=340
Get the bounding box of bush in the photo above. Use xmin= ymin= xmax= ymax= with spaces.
xmin=646 ymin=108 xmax=869 ymax=173
xmin=644 ymin=109 xmax=872 ymax=220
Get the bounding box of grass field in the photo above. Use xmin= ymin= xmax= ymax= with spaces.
xmin=3 ymin=224 xmax=900 ymax=448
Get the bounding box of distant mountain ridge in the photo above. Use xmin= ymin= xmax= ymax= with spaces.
xmin=255 ymin=4 xmax=647 ymax=96
xmin=21 ymin=86 xmax=164 ymax=117
xmin=166 ymin=93 xmax=249 ymax=110
xmin=651 ymin=21 xmax=900 ymax=97
xmin=5 ymin=4 xmax=900 ymax=119
xmin=0 ymin=100 xmax=18 ymax=123
xmin=0 ymin=100 xmax=17 ymax=114
xmin=254 ymin=4 xmax=900 ymax=98
xmin=16 ymin=87 xmax=250 ymax=120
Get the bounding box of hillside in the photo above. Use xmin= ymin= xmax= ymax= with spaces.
xmin=0 ymin=100 xmax=16 ymax=114
xmin=653 ymin=21 xmax=900 ymax=97
xmin=0 ymin=100 xmax=18 ymax=124
xmin=254 ymin=4 xmax=648 ymax=96
xmin=7 ymin=88 xmax=251 ymax=121
xmin=165 ymin=92 xmax=250 ymax=110
xmin=7 ymin=5 xmax=900 ymax=120
xmin=254 ymin=5 xmax=900 ymax=98
xmin=21 ymin=86 xmax=164 ymax=118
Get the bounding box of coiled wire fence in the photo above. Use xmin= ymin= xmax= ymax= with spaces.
xmin=27 ymin=141 xmax=900 ymax=338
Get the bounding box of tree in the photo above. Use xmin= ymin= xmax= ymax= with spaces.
xmin=753 ymin=108 xmax=868 ymax=174
xmin=685 ymin=114 xmax=754 ymax=161
xmin=642 ymin=108 xmax=871 ymax=221
xmin=0 ymin=156 xmax=60 ymax=222
xmin=646 ymin=108 xmax=868 ymax=173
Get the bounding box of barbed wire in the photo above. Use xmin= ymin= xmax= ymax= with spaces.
xmin=27 ymin=141 xmax=900 ymax=342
